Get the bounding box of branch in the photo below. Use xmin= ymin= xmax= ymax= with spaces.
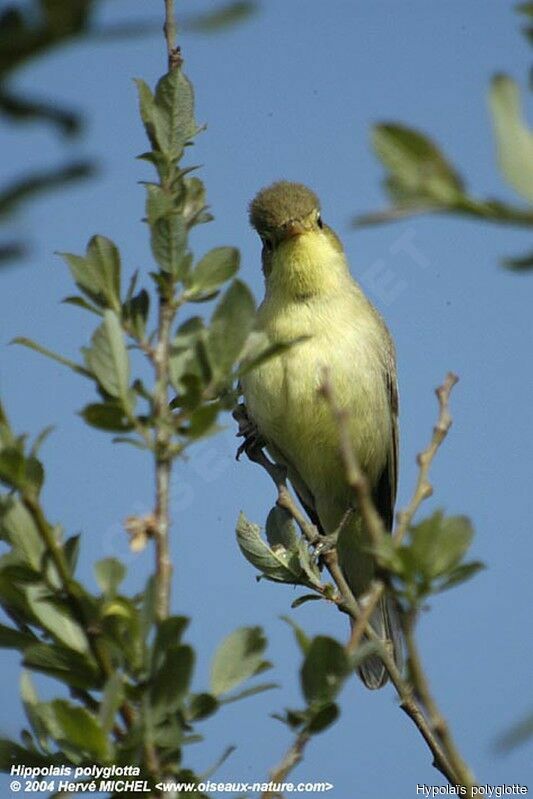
xmin=164 ymin=0 xmax=182 ymax=70
xmin=152 ymin=296 xmax=174 ymax=622
xmin=404 ymin=612 xmax=476 ymax=790
xmin=394 ymin=372 xmax=458 ymax=544
xmin=262 ymin=730 xmax=311 ymax=799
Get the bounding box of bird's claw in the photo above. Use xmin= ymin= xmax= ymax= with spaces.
xmin=313 ymin=532 xmax=338 ymax=558
xmin=232 ymin=402 xmax=265 ymax=460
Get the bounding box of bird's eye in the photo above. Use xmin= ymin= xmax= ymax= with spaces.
xmin=317 ymin=215 xmax=324 ymax=229
xmin=261 ymin=236 xmax=273 ymax=252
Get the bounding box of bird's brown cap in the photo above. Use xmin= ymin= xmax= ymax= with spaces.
xmin=249 ymin=181 xmax=320 ymax=236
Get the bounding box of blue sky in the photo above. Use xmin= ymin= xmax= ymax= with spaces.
xmin=1 ymin=1 xmax=532 ymax=797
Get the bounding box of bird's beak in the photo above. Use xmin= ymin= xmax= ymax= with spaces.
xmin=282 ymin=220 xmax=307 ymax=239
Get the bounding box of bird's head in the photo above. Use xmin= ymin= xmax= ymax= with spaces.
xmin=249 ymin=182 xmax=344 ymax=286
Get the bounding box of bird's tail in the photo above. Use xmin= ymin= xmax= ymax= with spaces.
xmin=356 ymin=593 xmax=403 ymax=690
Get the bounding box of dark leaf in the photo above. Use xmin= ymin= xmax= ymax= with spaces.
xmin=152 ymin=616 xmax=190 ymax=673
xmin=186 ymin=693 xmax=219 ymax=721
xmin=23 ymin=643 xmax=100 ymax=690
xmin=150 ymin=644 xmax=195 ymax=714
xmin=0 ymin=622 xmax=36 ymax=651
xmin=50 ymin=700 xmax=109 ymax=760
xmin=307 ymin=701 xmax=339 ymax=734
xmin=300 ymin=636 xmax=350 ymax=705
xmin=80 ymin=402 xmax=134 ymax=432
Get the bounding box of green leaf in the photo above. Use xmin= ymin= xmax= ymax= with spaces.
xmin=150 ymin=212 xmax=188 ymax=277
xmin=63 ymin=534 xmax=81 ymax=574
xmin=135 ymin=79 xmax=158 ymax=150
xmin=307 ymin=701 xmax=339 ymax=734
xmin=60 ymin=235 xmax=121 ymax=311
xmin=150 ymin=644 xmax=195 ymax=714
xmin=182 ymin=176 xmax=210 ymax=228
xmin=11 ymin=337 xmax=91 ymax=378
xmin=50 ymin=700 xmax=109 ymax=760
xmin=98 ymin=672 xmax=125 ymax=735
xmin=409 ymin=511 xmax=475 ymax=579
xmin=236 ymin=512 xmax=306 ymax=584
xmin=85 ymin=310 xmax=131 ymax=404
xmin=29 ymin=425 xmax=55 ymax=458
xmin=80 ymin=402 xmax=134 ymax=432
xmin=94 ymin=558 xmax=126 ymax=597
xmin=372 ymin=123 xmax=464 ymax=205
xmin=26 ymin=587 xmax=88 ymax=653
xmin=0 ymin=447 xmax=25 ymax=489
xmin=436 ymin=560 xmax=485 ymax=592
xmin=23 ymin=643 xmax=100 ymax=690
xmin=265 ymin=506 xmax=298 ymax=550
xmin=186 ymin=693 xmax=219 ymax=721
xmin=180 ymin=403 xmax=220 ymax=439
xmin=0 ymin=498 xmax=45 ymax=571
xmin=154 ymin=68 xmax=197 ymax=155
xmin=291 ymin=594 xmax=323 ymax=609
xmin=0 ymin=737 xmax=65 ymax=770
xmin=152 ymin=616 xmax=190 ymax=673
xmin=188 ymin=247 xmax=240 ymax=297
xmin=122 ymin=288 xmax=150 ymax=339
xmin=20 ymin=671 xmax=49 ymax=751
xmin=210 ymin=626 xmax=270 ymax=696
xmin=62 ymin=295 xmax=103 ymax=315
xmin=208 ymin=280 xmax=256 ymax=378
xmin=489 ymin=75 xmax=533 ymax=204
xmin=0 ymin=622 xmax=36 ymax=651
xmin=300 ymin=636 xmax=350 ymax=705
xmin=281 ymin=615 xmax=311 ymax=655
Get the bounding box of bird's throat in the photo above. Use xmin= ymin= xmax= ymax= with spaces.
xmin=266 ymin=231 xmax=348 ymax=302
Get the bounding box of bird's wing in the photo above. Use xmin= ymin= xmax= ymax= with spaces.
xmin=373 ymin=356 xmax=399 ymax=532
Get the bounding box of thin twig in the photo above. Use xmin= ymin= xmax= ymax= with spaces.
xmin=153 ymin=297 xmax=175 ymax=622
xmin=346 ymin=581 xmax=383 ymax=655
xmin=404 ymin=613 xmax=476 ymax=792
xmin=394 ymin=372 xmax=458 ymax=545
xmin=163 ymin=0 xmax=182 ymax=70
xmin=261 ymin=730 xmax=311 ymax=799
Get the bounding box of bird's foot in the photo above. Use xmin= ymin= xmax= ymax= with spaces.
xmin=313 ymin=532 xmax=338 ymax=558
xmin=232 ymin=402 xmax=265 ymax=460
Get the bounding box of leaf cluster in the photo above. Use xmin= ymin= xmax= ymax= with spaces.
xmin=372 ymin=511 xmax=484 ymax=608
xmin=356 ymin=7 xmax=533 ymax=270
xmin=0 ymin=400 xmax=277 ymax=788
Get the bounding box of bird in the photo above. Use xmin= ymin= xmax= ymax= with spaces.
xmin=240 ymin=180 xmax=402 ymax=688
